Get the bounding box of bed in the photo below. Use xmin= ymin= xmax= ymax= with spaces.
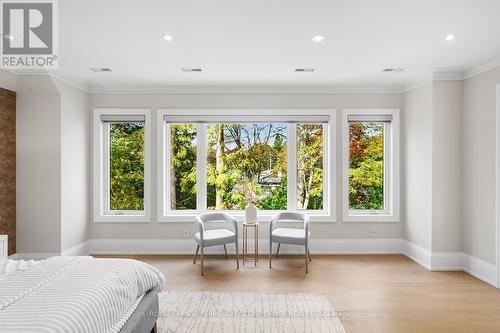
xmin=0 ymin=256 xmax=165 ymax=333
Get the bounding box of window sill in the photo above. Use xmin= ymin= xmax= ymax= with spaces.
xmin=94 ymin=215 xmax=151 ymax=223
xmin=342 ymin=214 xmax=399 ymax=223
xmin=158 ymin=212 xmax=335 ymax=223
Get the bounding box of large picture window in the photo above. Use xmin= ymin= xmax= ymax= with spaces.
xmin=160 ymin=111 xmax=335 ymax=222
xmin=206 ymin=123 xmax=288 ymax=210
xmin=94 ymin=109 xmax=151 ymax=222
xmin=342 ymin=109 xmax=400 ymax=222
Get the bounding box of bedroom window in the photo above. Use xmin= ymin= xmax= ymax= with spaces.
xmin=159 ymin=110 xmax=335 ymax=222
xmin=93 ymin=109 xmax=151 ymax=222
xmin=342 ymin=109 xmax=400 ymax=222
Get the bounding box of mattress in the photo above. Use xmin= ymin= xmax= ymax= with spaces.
xmin=0 ymin=256 xmax=165 ymax=333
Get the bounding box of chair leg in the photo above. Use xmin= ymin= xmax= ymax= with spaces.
xmin=193 ymin=245 xmax=200 ymax=264
xmin=200 ymin=246 xmax=204 ymax=276
xmin=224 ymin=244 xmax=228 ymax=258
xmin=276 ymin=243 xmax=280 ymax=257
xmin=235 ymin=241 xmax=240 ymax=269
xmin=305 ymin=246 xmax=309 ymax=274
xmin=269 ymin=242 xmax=272 ymax=268
xmin=308 ymin=247 xmax=312 ymax=262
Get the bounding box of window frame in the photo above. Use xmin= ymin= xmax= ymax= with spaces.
xmin=93 ymin=108 xmax=151 ymax=223
xmin=341 ymin=108 xmax=400 ymax=222
xmin=157 ymin=109 xmax=336 ymax=223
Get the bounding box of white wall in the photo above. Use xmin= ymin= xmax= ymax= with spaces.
xmin=403 ymin=82 xmax=433 ymax=250
xmin=431 ymin=80 xmax=463 ymax=252
xmin=90 ymin=92 xmax=404 ymax=241
xmin=54 ymin=78 xmax=90 ymax=252
xmin=16 ymin=75 xmax=62 ymax=253
xmin=15 ymin=75 xmax=90 ymax=255
xmin=462 ymin=67 xmax=500 ymax=264
xmin=0 ymin=69 xmax=17 ymax=92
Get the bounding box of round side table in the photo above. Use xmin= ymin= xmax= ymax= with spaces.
xmin=242 ymin=222 xmax=259 ymax=266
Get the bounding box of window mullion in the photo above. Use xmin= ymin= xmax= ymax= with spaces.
xmin=384 ymin=123 xmax=391 ymax=215
xmin=288 ymin=124 xmax=297 ymax=211
xmin=323 ymin=123 xmax=329 ymax=213
xmin=197 ymin=124 xmax=207 ymax=212
xmin=164 ymin=123 xmax=171 ymax=213
xmin=103 ymin=123 xmax=110 ymax=213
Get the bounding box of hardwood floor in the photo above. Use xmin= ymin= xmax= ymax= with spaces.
xmin=97 ymin=254 xmax=500 ymax=333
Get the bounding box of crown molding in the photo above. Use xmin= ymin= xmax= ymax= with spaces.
xmin=11 ymin=70 xmax=90 ymax=93
xmin=431 ymin=67 xmax=465 ymax=80
xmin=88 ymin=84 xmax=404 ymax=94
xmin=5 ymin=54 xmax=500 ymax=95
xmin=464 ymin=55 xmax=500 ymax=80
xmin=49 ymin=72 xmax=90 ymax=93
xmin=403 ymin=77 xmax=432 ymax=93
xmin=404 ymin=67 xmax=465 ymax=93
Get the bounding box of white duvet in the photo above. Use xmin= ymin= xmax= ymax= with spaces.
xmin=0 ymin=256 xmax=165 ymax=333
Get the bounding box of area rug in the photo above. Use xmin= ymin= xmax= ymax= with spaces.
xmin=156 ymin=291 xmax=347 ymax=333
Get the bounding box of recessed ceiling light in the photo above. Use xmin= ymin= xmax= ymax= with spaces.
xmin=295 ymin=68 xmax=315 ymax=72
xmin=162 ymin=34 xmax=173 ymax=41
xmin=181 ymin=68 xmax=202 ymax=72
xmin=383 ymin=68 xmax=405 ymax=72
xmin=90 ymin=67 xmax=112 ymax=72
xmin=3 ymin=34 xmax=14 ymax=40
xmin=312 ymin=35 xmax=325 ymax=43
xmin=445 ymin=34 xmax=456 ymax=41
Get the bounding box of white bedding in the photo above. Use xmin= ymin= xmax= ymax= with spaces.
xmin=0 ymin=256 xmax=165 ymax=333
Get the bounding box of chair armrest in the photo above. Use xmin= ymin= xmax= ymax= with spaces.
xmin=195 ymin=216 xmax=205 ymax=241
xmin=269 ymin=212 xmax=281 ymax=235
xmin=304 ymin=214 xmax=310 ymax=241
xmin=230 ymin=216 xmax=238 ymax=237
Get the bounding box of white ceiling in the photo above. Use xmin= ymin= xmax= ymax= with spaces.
xmin=52 ymin=0 xmax=500 ymax=92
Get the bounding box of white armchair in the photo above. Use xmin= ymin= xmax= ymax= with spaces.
xmin=269 ymin=212 xmax=311 ymax=273
xmin=194 ymin=212 xmax=239 ymax=275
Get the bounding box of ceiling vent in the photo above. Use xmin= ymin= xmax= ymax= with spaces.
xmin=295 ymin=68 xmax=315 ymax=72
xmin=181 ymin=68 xmax=202 ymax=72
xmin=383 ymin=68 xmax=405 ymax=72
xmin=90 ymin=67 xmax=112 ymax=72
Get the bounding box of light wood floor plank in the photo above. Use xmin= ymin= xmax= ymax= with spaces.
xmin=95 ymin=254 xmax=500 ymax=333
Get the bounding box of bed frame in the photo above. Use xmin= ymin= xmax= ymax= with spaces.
xmin=119 ymin=290 xmax=159 ymax=333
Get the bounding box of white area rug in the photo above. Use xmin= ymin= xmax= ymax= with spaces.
xmin=157 ymin=291 xmax=347 ymax=333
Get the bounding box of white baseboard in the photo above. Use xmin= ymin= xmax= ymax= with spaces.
xmin=9 ymin=252 xmax=60 ymax=260
xmin=462 ymin=253 xmax=497 ymax=287
xmin=430 ymin=252 xmax=464 ymax=271
xmin=61 ymin=240 xmax=90 ymax=256
xmin=403 ymin=241 xmax=497 ymax=287
xmin=9 ymin=238 xmax=498 ymax=287
xmin=88 ymin=238 xmax=404 ymax=255
xmin=403 ymin=241 xmax=432 ymax=270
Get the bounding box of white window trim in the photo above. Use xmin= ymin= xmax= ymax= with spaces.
xmin=341 ymin=108 xmax=400 ymax=222
xmin=157 ymin=109 xmax=336 ymax=223
xmin=93 ymin=108 xmax=151 ymax=223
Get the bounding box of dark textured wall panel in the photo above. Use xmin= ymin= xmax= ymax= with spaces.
xmin=0 ymin=88 xmax=16 ymax=255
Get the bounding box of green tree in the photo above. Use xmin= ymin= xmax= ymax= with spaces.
xmin=109 ymin=122 xmax=145 ymax=210
xmin=297 ymin=124 xmax=324 ymax=210
xmin=349 ymin=122 xmax=384 ymax=210
xmin=170 ymin=124 xmax=197 ymax=210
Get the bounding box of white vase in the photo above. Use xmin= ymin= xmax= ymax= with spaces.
xmin=245 ymin=202 xmax=258 ymax=224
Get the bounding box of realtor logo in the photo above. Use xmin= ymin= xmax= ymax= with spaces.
xmin=1 ymin=0 xmax=58 ymax=69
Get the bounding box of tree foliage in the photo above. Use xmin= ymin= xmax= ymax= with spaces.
xmin=297 ymin=124 xmax=324 ymax=210
xmin=170 ymin=124 xmax=197 ymax=210
xmin=349 ymin=122 xmax=384 ymax=210
xmin=206 ymin=123 xmax=288 ymax=210
xmin=109 ymin=123 xmax=145 ymax=210
xmin=108 ymin=121 xmax=383 ymax=214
